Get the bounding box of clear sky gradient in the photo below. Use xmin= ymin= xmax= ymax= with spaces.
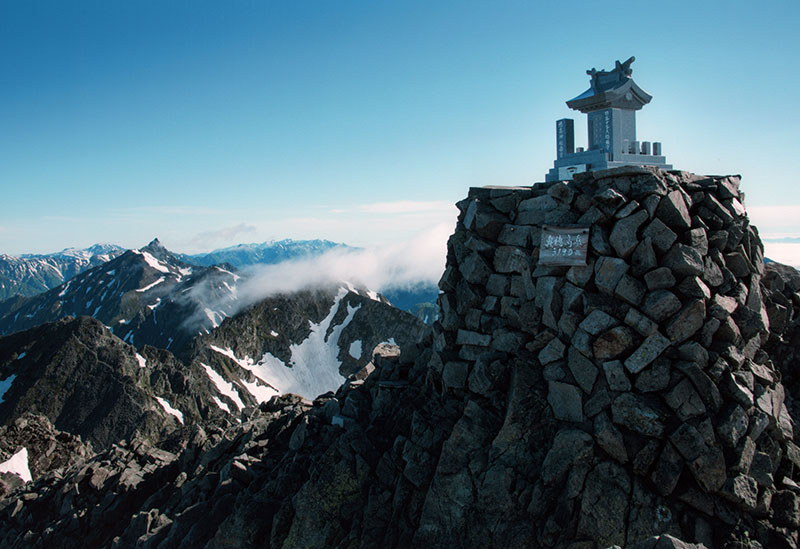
xmin=2 ymin=1 xmax=798 ymax=265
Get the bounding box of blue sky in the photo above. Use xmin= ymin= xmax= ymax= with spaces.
xmin=1 ymin=1 xmax=798 ymax=265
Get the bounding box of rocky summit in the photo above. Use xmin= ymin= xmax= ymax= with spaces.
xmin=0 ymin=167 xmax=799 ymax=548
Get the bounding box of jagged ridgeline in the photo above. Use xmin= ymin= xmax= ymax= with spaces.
xmin=0 ymin=167 xmax=798 ymax=548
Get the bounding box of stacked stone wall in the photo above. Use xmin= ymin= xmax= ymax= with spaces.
xmin=428 ymin=166 xmax=799 ymax=546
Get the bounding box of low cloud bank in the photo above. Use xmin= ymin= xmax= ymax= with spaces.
xmin=234 ymin=222 xmax=453 ymax=308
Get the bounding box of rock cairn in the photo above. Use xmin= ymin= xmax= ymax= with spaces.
xmin=0 ymin=167 xmax=798 ymax=548
xmin=429 ymin=166 xmax=798 ymax=546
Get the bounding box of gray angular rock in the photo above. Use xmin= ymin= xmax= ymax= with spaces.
xmin=634 ymin=357 xmax=671 ymax=393
xmin=685 ymin=228 xmax=709 ymax=256
xmin=703 ymin=193 xmax=735 ymax=225
xmin=535 ymin=276 xmax=561 ymax=330
xmin=643 ymin=217 xmax=678 ymax=253
xmin=677 ymin=276 xmax=711 ymax=300
xmin=643 ymin=290 xmax=682 ymax=322
xmin=702 ymin=256 xmax=724 ymax=287
xmin=610 ymin=209 xmax=649 ymax=258
xmin=594 ymin=412 xmax=628 ymax=464
xmin=717 ymin=404 xmax=749 ymax=447
xmin=471 ymin=208 xmax=508 ymax=240
xmin=612 ymin=393 xmax=667 ymax=437
xmin=541 ymin=429 xmax=593 ymax=485
xmin=591 ymin=226 xmax=614 ymax=255
xmin=631 ymin=237 xmax=658 ymax=276
xmin=577 ymin=462 xmax=631 ymax=548
xmin=651 ymin=442 xmax=684 ymax=496
xmin=537 ymin=337 xmax=565 ymax=365
xmin=579 ymin=309 xmax=617 ymax=336
xmin=516 ymin=194 xmax=558 ymax=225
xmin=644 ymin=267 xmax=676 ymax=290
xmin=665 ymin=299 xmax=706 ymax=342
xmin=603 ymin=360 xmax=631 ymax=391
xmin=719 ymin=474 xmax=759 ymax=512
xmin=593 ymin=326 xmax=635 ymax=361
xmin=663 ymin=244 xmax=705 ymax=278
xmin=456 ymin=329 xmax=490 ymax=347
xmin=566 ymin=259 xmax=594 ymax=288
xmin=547 ymin=381 xmax=583 ymax=422
xmin=594 ymin=256 xmax=629 ymax=295
xmin=725 ymin=248 xmax=751 ymax=278
xmin=675 ymin=362 xmax=721 ymax=412
xmin=567 ymin=345 xmax=598 ymax=393
xmin=664 ymin=378 xmax=706 ymax=421
xmin=497 ymin=225 xmax=531 ymax=247
xmin=624 ymin=332 xmax=671 ymax=374
xmin=656 ymin=190 xmax=692 ymax=231
xmin=461 ymin=252 xmax=492 ymax=284
xmin=486 ymin=274 xmax=510 ymax=297
xmin=615 ymin=274 xmax=646 ymax=305
xmin=442 ymin=361 xmax=469 ymax=389
xmin=493 ymin=246 xmax=529 ymax=274
xmin=624 ymin=308 xmax=659 ymax=336
xmin=709 ymin=294 xmax=738 ymax=319
xmin=772 ymin=490 xmax=800 ymax=528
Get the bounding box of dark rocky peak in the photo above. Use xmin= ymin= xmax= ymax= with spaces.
xmin=143 ymin=238 xmax=164 ymax=252
xmin=0 ymin=413 xmax=93 ymax=498
xmin=0 ymin=316 xmax=227 ymax=453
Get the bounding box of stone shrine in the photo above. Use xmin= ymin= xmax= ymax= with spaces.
xmin=546 ymin=57 xmax=672 ymax=181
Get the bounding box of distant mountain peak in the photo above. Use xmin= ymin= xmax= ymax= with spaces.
xmin=143 ymin=238 xmax=164 ymax=252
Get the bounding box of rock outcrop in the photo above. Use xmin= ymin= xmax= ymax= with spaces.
xmin=0 ymin=167 xmax=798 ymax=548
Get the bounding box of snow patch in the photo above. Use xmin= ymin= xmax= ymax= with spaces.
xmin=141 ymin=251 xmax=171 ymax=273
xmin=270 ymin=330 xmax=279 ymax=337
xmin=16 ymin=352 xmax=26 ymax=360
xmin=136 ymin=277 xmax=165 ymax=292
xmin=0 ymin=448 xmax=31 ymax=483
xmin=209 ymin=345 xmax=253 ymax=370
xmin=204 ymin=308 xmax=222 ymax=328
xmin=147 ymin=298 xmax=162 ymax=310
xmin=92 ymin=305 xmax=102 ymax=317
xmin=155 ymin=397 xmax=184 ymax=424
xmin=0 ymin=374 xmax=16 ymax=402
xmin=58 ymin=281 xmax=71 ymax=297
xmin=366 ymin=290 xmax=380 ymax=302
xmin=201 ymin=363 xmax=244 ymax=411
xmin=208 ymin=346 xmax=280 ymax=404
xmin=239 ymin=378 xmax=279 ymax=403
xmin=211 ymin=396 xmax=230 ymax=413
xmin=349 ymin=340 xmax=363 ymax=359
xmin=248 ymin=288 xmax=360 ymax=399
xmin=135 ymin=353 xmax=147 ymax=368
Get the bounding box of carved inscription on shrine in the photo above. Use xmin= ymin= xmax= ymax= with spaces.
xmin=539 ymin=225 xmax=589 ymax=266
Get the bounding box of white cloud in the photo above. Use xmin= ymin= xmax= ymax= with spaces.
xmin=188 ymin=223 xmax=257 ymax=247
xmin=357 ymin=200 xmax=456 ymax=214
xmin=331 ymin=200 xmax=456 ymax=215
xmin=747 ymin=205 xmax=800 ymax=235
xmin=234 ymin=223 xmax=451 ymax=306
xmin=763 ymin=242 xmax=800 ymax=269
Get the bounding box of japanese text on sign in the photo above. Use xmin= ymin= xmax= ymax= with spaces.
xmin=539 ymin=226 xmax=590 ymax=266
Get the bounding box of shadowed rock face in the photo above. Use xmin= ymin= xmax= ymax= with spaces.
xmin=0 ymin=316 xmax=214 ymax=450
xmin=0 ymin=168 xmax=799 ymax=549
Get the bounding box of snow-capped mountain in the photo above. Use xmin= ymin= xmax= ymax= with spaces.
xmin=0 ymin=281 xmax=427 ymax=454
xmin=0 ymin=244 xmax=125 ymax=300
xmin=195 ymin=284 xmax=428 ymax=404
xmin=0 ymin=239 xmax=239 ymax=357
xmin=181 ymin=239 xmax=353 ymax=268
